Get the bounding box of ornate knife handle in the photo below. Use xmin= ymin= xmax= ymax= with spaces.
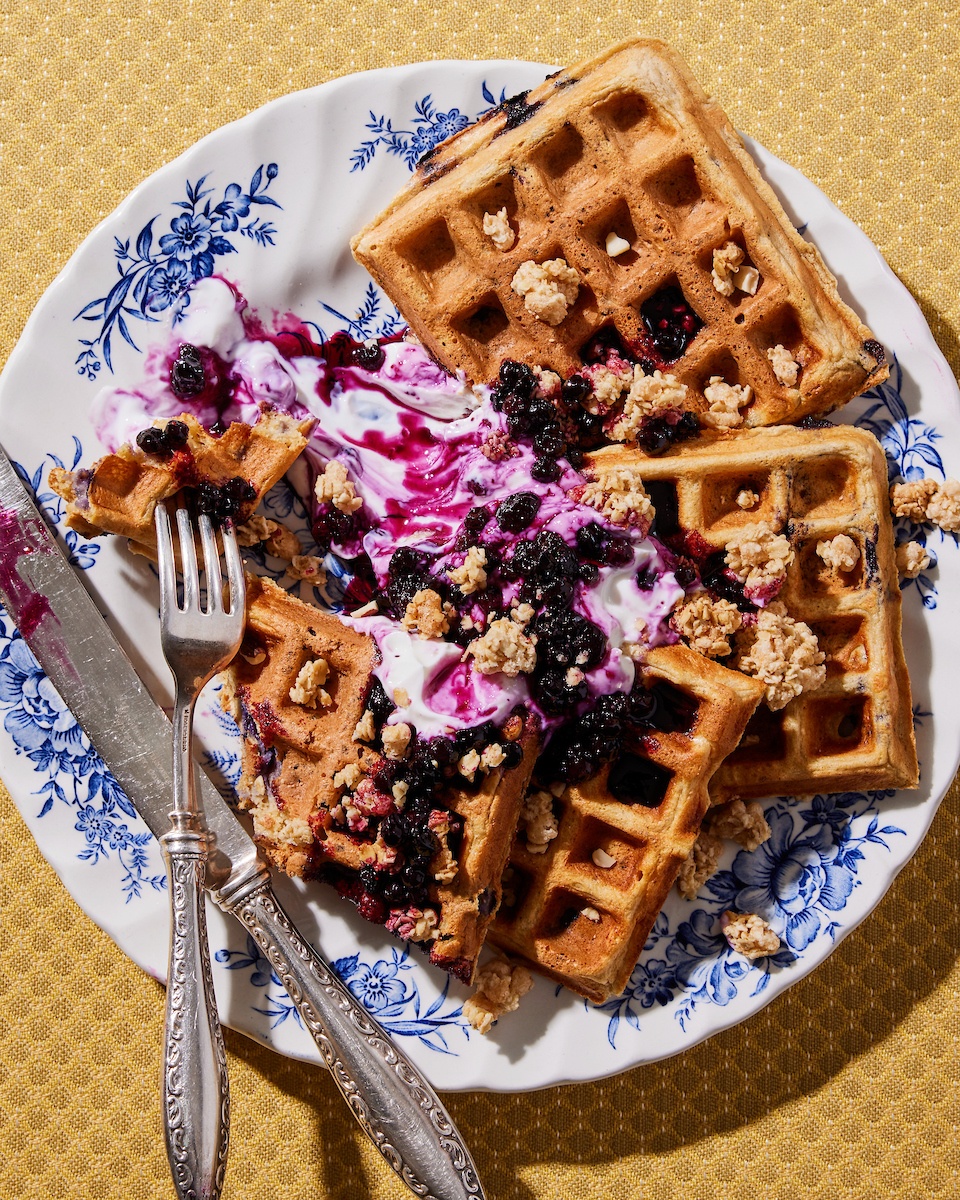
xmin=224 ymin=878 xmax=484 ymax=1200
xmin=161 ymin=821 xmax=230 ymax=1200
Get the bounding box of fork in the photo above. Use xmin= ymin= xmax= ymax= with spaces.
xmin=154 ymin=502 xmax=244 ymax=1200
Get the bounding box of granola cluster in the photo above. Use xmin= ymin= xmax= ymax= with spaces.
xmin=520 ymin=788 xmax=560 ymax=853
xmin=711 ymin=241 xmax=760 ymax=297
xmin=671 ymin=593 xmax=743 ymax=658
xmin=576 ymin=468 xmax=655 ymax=530
xmin=246 ymin=775 xmax=313 ymax=847
xmin=402 ymin=588 xmax=455 ymax=639
xmin=721 ymin=911 xmax=781 ymax=960
xmin=510 ymin=258 xmax=580 ymax=325
xmin=314 ymin=459 xmax=363 ymax=514
xmin=895 ymin=540 xmax=931 ymax=578
xmin=676 ymin=831 xmax=723 ymax=900
xmin=706 ymin=798 xmax=771 ymax=852
xmin=604 ymin=367 xmax=691 ymax=441
xmin=725 ymin=522 xmax=794 ymax=600
xmin=381 ymin=721 xmax=413 ymax=760
xmin=767 ymin=343 xmax=800 ymax=387
xmin=700 ymin=376 xmax=753 ymax=430
xmin=816 ymin=533 xmax=860 ymax=573
xmin=446 ymin=545 xmax=488 ymax=594
xmin=736 ymin=601 xmax=826 ymax=710
xmin=467 ymin=616 xmax=537 ymax=676
xmin=288 ymin=658 xmax=333 ymax=709
xmin=482 ymin=207 xmax=515 ymax=251
xmin=463 ymin=958 xmax=535 ymax=1035
xmin=892 ymin=476 xmax=960 ymax=532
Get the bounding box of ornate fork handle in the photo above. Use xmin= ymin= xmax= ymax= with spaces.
xmin=161 ymin=695 xmax=230 ymax=1200
xmin=219 ymin=874 xmax=484 ymax=1200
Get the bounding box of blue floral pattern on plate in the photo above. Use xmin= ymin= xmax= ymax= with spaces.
xmin=74 ymin=163 xmax=281 ymax=380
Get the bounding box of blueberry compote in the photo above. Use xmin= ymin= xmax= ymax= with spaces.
xmin=639 ymin=286 xmax=703 ymax=363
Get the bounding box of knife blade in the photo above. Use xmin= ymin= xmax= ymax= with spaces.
xmin=0 ymin=442 xmax=484 ymax=1200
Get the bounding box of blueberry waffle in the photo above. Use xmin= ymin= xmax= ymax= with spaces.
xmin=221 ymin=576 xmax=541 ymax=984
xmin=49 ymin=410 xmax=309 ymax=557
xmin=351 ymin=37 xmax=887 ymax=423
xmin=586 ymin=423 xmax=919 ymax=802
xmin=488 ymin=643 xmax=764 ymax=1003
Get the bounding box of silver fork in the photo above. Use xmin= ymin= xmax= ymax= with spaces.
xmin=154 ymin=502 xmax=244 ymax=1200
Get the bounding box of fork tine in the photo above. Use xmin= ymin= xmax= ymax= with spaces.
xmin=221 ymin=521 xmax=244 ymax=618
xmin=198 ymin=514 xmax=223 ymax=614
xmin=176 ymin=504 xmax=201 ymax=611
xmin=154 ymin=504 xmax=176 ymax=617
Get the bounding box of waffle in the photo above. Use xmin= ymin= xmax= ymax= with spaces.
xmin=586 ymin=423 xmax=919 ymax=802
xmin=49 ymin=410 xmax=309 ymax=557
xmin=351 ymin=37 xmax=887 ymax=424
xmin=222 ymin=576 xmax=541 ymax=984
xmin=488 ymin=644 xmax=764 ymax=1003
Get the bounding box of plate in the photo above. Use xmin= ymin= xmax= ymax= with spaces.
xmin=0 ymin=60 xmax=957 ymax=1093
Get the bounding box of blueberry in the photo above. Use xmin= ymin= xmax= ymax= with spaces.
xmin=170 ymin=343 xmax=206 ymax=397
xmin=531 ymin=456 xmax=562 ymax=483
xmin=164 ymin=419 xmax=190 ymax=449
xmin=496 ymin=491 xmax=542 ymax=533
xmin=136 ymin=427 xmax=169 ymax=458
xmin=352 ymin=340 xmax=385 ymax=370
xmin=533 ymin=424 xmax=566 ymax=457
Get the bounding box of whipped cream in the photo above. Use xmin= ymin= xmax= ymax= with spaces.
xmin=94 ymin=277 xmax=684 ymax=737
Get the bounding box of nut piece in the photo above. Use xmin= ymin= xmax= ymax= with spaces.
xmin=511 ymin=258 xmax=580 ymax=326
xmin=605 ymin=231 xmax=631 ymax=256
xmin=721 ymin=911 xmax=781 ymax=960
xmin=592 ymin=847 xmax=617 ymax=869
xmin=711 ymin=242 xmax=744 ymax=297
xmin=737 ymin=489 xmax=759 ymax=509
xmin=895 ymin=540 xmax=931 ymax=578
xmin=381 ymin=722 xmax=412 ymax=760
xmin=288 ymin=658 xmax=332 ymax=709
xmin=482 ymin=207 xmax=515 ymax=251
xmin=463 ymin=958 xmax=534 ymax=1035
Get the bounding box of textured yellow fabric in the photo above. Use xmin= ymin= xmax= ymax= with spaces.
xmin=3 ymin=2 xmax=960 ymax=1198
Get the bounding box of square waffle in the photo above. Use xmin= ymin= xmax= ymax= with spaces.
xmin=351 ymin=37 xmax=887 ymax=423
xmin=49 ymin=410 xmax=309 ymax=557
xmin=222 ymin=576 xmax=541 ymax=984
xmin=488 ymin=643 xmax=764 ymax=1004
xmin=586 ymin=423 xmax=919 ymax=802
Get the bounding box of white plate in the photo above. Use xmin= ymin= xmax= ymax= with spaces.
xmin=1 ymin=60 xmax=957 ymax=1093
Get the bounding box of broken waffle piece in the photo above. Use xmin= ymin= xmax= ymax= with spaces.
xmin=463 ymin=957 xmax=534 ymax=1035
xmin=351 ymin=37 xmax=886 ymax=421
xmin=221 ymin=576 xmax=542 ymax=985
xmin=49 ymin=410 xmax=309 ymax=558
xmin=721 ymin=911 xmax=780 ymax=960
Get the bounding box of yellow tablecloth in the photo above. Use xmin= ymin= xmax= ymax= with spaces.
xmin=3 ymin=2 xmax=960 ymax=1197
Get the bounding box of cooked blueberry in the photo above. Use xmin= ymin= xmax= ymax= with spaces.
xmin=496 ymin=491 xmax=542 ymax=533
xmin=534 ymin=608 xmax=606 ymax=670
xmin=561 ymin=375 xmax=591 ymax=407
xmin=533 ymin=423 xmax=566 ymax=457
xmin=531 ymin=456 xmax=563 ymax=483
xmin=379 ymin=814 xmax=406 ymax=847
xmin=170 ymin=343 xmax=206 ymax=397
xmin=637 ymin=416 xmax=673 ymax=456
xmin=640 ymin=286 xmax=702 ymax=362
xmin=164 ymin=419 xmax=190 ymax=449
xmin=607 ymin=753 xmax=672 ymax=806
xmin=352 ymin=340 xmax=385 ymax=370
xmin=136 ymin=427 xmax=169 ymax=457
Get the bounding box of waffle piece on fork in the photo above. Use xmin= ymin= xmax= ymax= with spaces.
xmin=488 ymin=644 xmax=763 ymax=1003
xmin=49 ymin=410 xmax=309 ymax=558
xmin=585 ymin=423 xmax=918 ymax=803
xmin=221 ymin=576 xmax=541 ymax=985
xmin=351 ymin=37 xmax=886 ymax=423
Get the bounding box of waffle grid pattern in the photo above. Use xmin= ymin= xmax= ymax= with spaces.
xmin=489 ymin=644 xmax=763 ymax=1002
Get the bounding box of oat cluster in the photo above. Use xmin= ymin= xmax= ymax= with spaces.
xmin=676 ymin=831 xmax=724 ymax=900
xmin=767 ymin=343 xmax=800 ymax=387
xmin=736 ymin=601 xmax=826 ymax=710
xmin=247 ymin=775 xmax=313 ymax=847
xmin=890 ymin=477 xmax=960 ymax=531
xmin=287 ymin=554 xmax=327 ymax=584
xmin=446 ymin=545 xmax=488 ymax=594
xmin=721 ymin=911 xmax=781 ymax=959
xmin=711 ymin=241 xmax=760 ymax=297
xmin=402 ymin=588 xmax=454 ymax=639
xmin=895 ymin=540 xmax=931 ymax=578
xmin=288 ymin=658 xmax=332 ymax=709
xmin=235 ymin=513 xmax=277 ymax=547
xmin=705 ymin=798 xmax=771 ymax=852
xmin=725 ymin=522 xmax=794 ymax=598
xmin=381 ymin=721 xmax=412 ymax=759
xmin=467 ymin=616 xmax=537 ymax=676
xmin=520 ymin=788 xmax=559 ymax=853
xmin=482 ymin=207 xmax=515 ymax=251
xmin=700 ymin=376 xmax=753 ymax=430
xmin=463 ymin=958 xmax=535 ymax=1035
xmin=315 ymin=459 xmax=363 ymax=514
xmin=816 ymin=533 xmax=860 ymax=573
xmin=671 ymin=593 xmax=743 ymax=658
xmin=577 ymin=468 xmax=655 ymax=530
xmin=604 ymin=367 xmax=691 ymax=441
xmin=510 ymin=258 xmax=580 ymax=325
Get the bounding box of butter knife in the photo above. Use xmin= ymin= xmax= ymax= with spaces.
xmin=0 ymin=443 xmax=484 ymax=1200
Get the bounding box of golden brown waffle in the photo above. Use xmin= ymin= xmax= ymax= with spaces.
xmin=488 ymin=644 xmax=763 ymax=1003
xmin=49 ymin=410 xmax=309 ymax=557
xmin=351 ymin=37 xmax=887 ymax=422
xmin=222 ymin=576 xmax=541 ymax=984
xmin=587 ymin=424 xmax=918 ymax=802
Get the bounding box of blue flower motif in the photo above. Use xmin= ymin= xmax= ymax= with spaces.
xmin=75 ymin=163 xmax=282 ymax=378
xmin=339 ymin=955 xmax=409 ymax=1012
xmin=350 ymin=92 xmax=477 ymax=172
xmin=75 ymin=802 xmax=116 ymax=844
xmin=0 ymin=638 xmax=78 ymax=753
xmin=732 ymin=810 xmax=854 ymax=950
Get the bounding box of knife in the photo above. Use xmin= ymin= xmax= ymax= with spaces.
xmin=0 ymin=442 xmax=484 ymax=1200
